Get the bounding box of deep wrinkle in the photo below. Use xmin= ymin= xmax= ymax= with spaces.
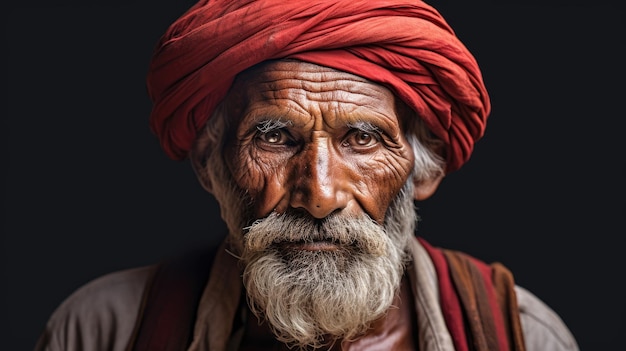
xmin=225 ymin=60 xmax=415 ymax=223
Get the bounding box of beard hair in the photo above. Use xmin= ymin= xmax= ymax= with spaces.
xmin=240 ymin=181 xmax=417 ymax=349
xmin=196 ymin=115 xmax=418 ymax=349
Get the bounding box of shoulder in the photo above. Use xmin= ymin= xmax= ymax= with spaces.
xmin=413 ymin=237 xmax=579 ymax=350
xmin=515 ymin=285 xmax=580 ymax=351
xmin=34 ymin=265 xmax=156 ymax=351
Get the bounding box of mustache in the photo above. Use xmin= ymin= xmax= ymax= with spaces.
xmin=243 ymin=211 xmax=388 ymax=256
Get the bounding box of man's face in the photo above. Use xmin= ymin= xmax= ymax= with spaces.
xmin=211 ymin=60 xmax=418 ymax=348
xmin=225 ymin=60 xmax=415 ymax=225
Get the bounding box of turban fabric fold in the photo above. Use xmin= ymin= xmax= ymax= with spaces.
xmin=147 ymin=0 xmax=491 ymax=173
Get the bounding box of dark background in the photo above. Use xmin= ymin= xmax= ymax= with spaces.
xmin=3 ymin=0 xmax=624 ymax=350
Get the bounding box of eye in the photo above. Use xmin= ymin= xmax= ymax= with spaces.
xmin=260 ymin=130 xmax=286 ymax=144
xmin=354 ymin=131 xmax=374 ymax=145
xmin=343 ymin=129 xmax=380 ymax=148
xmin=255 ymin=128 xmax=297 ymax=148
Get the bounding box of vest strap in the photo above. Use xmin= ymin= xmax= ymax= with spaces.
xmin=128 ymin=246 xmax=218 ymax=351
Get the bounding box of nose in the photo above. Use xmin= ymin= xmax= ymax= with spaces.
xmin=289 ymin=137 xmax=350 ymax=218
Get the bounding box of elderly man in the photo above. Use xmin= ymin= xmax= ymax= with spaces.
xmin=34 ymin=0 xmax=579 ymax=350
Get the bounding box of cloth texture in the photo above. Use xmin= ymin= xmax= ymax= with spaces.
xmin=129 ymin=237 xmax=525 ymax=351
xmin=33 ymin=237 xmax=580 ymax=351
xmin=147 ymin=0 xmax=491 ymax=173
xmin=417 ymin=238 xmax=526 ymax=351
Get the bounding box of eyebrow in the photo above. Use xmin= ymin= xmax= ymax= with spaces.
xmin=256 ymin=119 xmax=293 ymax=133
xmin=347 ymin=121 xmax=382 ymax=133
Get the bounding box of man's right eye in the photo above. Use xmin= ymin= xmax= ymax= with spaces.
xmin=257 ymin=129 xmax=290 ymax=145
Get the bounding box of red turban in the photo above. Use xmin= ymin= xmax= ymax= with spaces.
xmin=147 ymin=0 xmax=491 ymax=173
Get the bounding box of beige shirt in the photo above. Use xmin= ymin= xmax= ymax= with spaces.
xmin=34 ymin=239 xmax=579 ymax=351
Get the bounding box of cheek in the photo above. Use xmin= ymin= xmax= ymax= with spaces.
xmin=352 ymin=151 xmax=414 ymax=221
xmin=229 ymin=148 xmax=262 ymax=191
xmin=227 ymin=145 xmax=289 ymax=214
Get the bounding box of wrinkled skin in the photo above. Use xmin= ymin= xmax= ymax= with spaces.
xmin=190 ymin=60 xmax=441 ymax=349
xmin=223 ymin=60 xmax=416 ymax=229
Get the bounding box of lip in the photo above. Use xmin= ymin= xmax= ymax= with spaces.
xmin=280 ymin=241 xmax=340 ymax=252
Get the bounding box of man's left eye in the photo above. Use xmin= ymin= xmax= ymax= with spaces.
xmin=343 ymin=130 xmax=380 ymax=148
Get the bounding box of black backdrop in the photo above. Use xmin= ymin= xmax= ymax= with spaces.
xmin=3 ymin=1 xmax=624 ymax=350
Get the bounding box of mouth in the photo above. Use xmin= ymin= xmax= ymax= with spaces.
xmin=278 ymin=240 xmax=342 ymax=252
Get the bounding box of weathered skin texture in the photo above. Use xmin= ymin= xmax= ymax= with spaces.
xmin=224 ymin=60 xmax=416 ymax=225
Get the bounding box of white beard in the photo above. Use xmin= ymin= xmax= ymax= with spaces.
xmin=240 ymin=182 xmax=417 ymax=349
xmin=195 ymin=119 xmax=419 ymax=349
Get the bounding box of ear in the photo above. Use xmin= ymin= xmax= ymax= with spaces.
xmin=189 ymin=133 xmax=213 ymax=193
xmin=413 ymin=172 xmax=444 ymax=201
xmin=412 ymin=139 xmax=446 ymax=201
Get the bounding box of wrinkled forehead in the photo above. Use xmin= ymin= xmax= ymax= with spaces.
xmin=235 ymin=59 xmax=371 ymax=84
xmin=224 ymin=59 xmax=401 ymax=122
